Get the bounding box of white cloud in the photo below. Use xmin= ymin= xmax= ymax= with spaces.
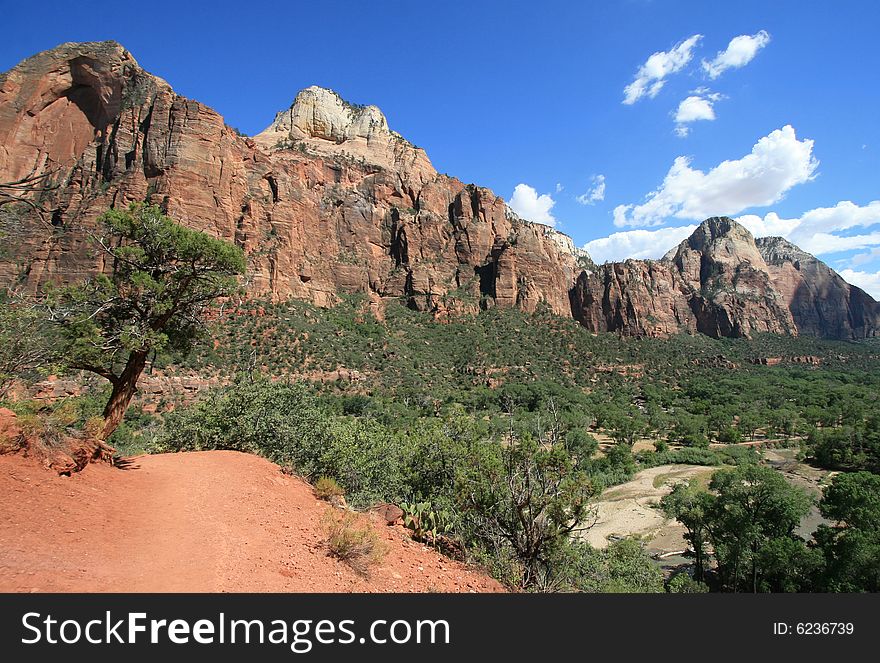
xmin=673 ymin=90 xmax=722 ymax=137
xmin=737 ymin=201 xmax=880 ymax=255
xmin=838 ymin=269 xmax=880 ymax=299
xmin=702 ymin=30 xmax=771 ymax=79
xmin=508 ymin=183 xmax=557 ymax=227
xmin=613 ymin=125 xmax=818 ymax=227
xmin=851 ymin=247 xmax=880 ymax=267
xmin=583 ymin=200 xmax=880 ymax=295
xmin=623 ymin=34 xmax=703 ymax=105
xmin=576 ymin=175 xmax=606 ymax=205
xmin=736 ymin=212 xmax=802 ymax=238
xmin=584 ymin=225 xmax=697 ymax=264
xmin=555 ymin=182 xmax=564 ymax=193
xmin=798 ymin=232 xmax=880 ymax=255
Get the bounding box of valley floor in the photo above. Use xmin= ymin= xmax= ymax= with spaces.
xmin=0 ymin=450 xmax=503 ymax=593
xmin=580 ymin=464 xmax=714 ymax=554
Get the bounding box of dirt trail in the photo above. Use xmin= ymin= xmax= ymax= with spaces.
xmin=0 ymin=451 xmax=503 ymax=593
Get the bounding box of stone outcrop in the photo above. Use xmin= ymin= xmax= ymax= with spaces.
xmin=0 ymin=41 xmax=580 ymax=316
xmin=570 ymin=217 xmax=878 ymax=340
xmin=572 ymin=218 xmax=797 ymax=338
xmin=1 ymin=42 xmax=878 ymax=341
xmin=756 ymin=236 xmax=880 ymax=339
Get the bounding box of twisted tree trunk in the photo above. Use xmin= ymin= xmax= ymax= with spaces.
xmin=101 ymin=349 xmax=149 ymax=440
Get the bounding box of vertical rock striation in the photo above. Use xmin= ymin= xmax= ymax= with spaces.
xmin=1 ymin=43 xmax=878 ymax=340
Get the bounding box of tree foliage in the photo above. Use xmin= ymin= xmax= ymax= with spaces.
xmin=0 ymin=294 xmax=57 ymax=398
xmin=47 ymin=203 xmax=244 ymax=437
xmin=815 ymin=472 xmax=880 ymax=591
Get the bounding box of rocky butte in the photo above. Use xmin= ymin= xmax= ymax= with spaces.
xmin=1 ymin=41 xmax=878 ymax=339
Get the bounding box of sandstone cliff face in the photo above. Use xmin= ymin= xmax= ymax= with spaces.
xmin=0 ymin=42 xmax=580 ymax=315
xmin=757 ymin=237 xmax=880 ymax=339
xmin=2 ymin=43 xmax=878 ymax=341
xmin=572 ymin=218 xmax=798 ymax=339
xmin=570 ymin=217 xmax=879 ymax=340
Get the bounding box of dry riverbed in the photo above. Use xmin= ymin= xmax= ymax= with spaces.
xmin=580 ymin=464 xmax=716 ymax=555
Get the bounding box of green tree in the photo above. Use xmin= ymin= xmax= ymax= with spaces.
xmin=48 ymin=204 xmax=245 ymax=438
xmin=716 ymin=425 xmax=743 ymax=445
xmin=460 ymin=432 xmax=597 ymax=590
xmin=815 ymin=471 xmax=880 ymax=591
xmin=0 ymin=295 xmax=56 ymax=398
xmin=661 ymin=481 xmax=713 ymax=582
xmin=667 ymin=573 xmax=709 ymax=593
xmin=669 ymin=415 xmax=709 ymax=448
xmin=707 ymin=464 xmax=812 ymax=592
xmin=737 ymin=410 xmax=761 ymax=442
xmin=607 ymin=409 xmax=647 ymax=447
xmin=565 ymin=427 xmax=599 ymax=466
xmin=754 ymin=536 xmax=822 ymax=592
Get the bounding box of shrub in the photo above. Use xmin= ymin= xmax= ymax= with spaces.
xmin=667 ymin=573 xmax=710 ymax=593
xmin=161 ymin=377 xmax=330 ymax=472
xmin=550 ymin=539 xmax=664 ymax=593
xmin=314 ymin=476 xmax=345 ymax=501
xmin=319 ymin=418 xmax=409 ymax=507
xmin=323 ymin=511 xmax=386 ymax=577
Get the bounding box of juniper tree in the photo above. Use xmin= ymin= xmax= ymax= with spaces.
xmin=48 ymin=203 xmax=245 ymax=439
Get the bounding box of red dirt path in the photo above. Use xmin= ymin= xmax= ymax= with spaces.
xmin=0 ymin=450 xmax=503 ymax=593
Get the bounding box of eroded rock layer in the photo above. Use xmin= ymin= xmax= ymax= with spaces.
xmin=570 ymin=217 xmax=879 ymax=339
xmin=1 ymin=42 xmax=878 ymax=340
xmin=0 ymin=41 xmax=581 ymax=316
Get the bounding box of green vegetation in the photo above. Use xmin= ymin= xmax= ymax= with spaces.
xmin=400 ymin=500 xmax=452 ymax=545
xmin=0 ymin=294 xmax=57 ymax=398
xmin=46 ymin=203 xmax=244 ymax=438
xmin=314 ymin=476 xmax=345 ymax=502
xmin=663 ymin=468 xmax=880 ymax=592
xmin=174 ymin=295 xmax=880 ymax=472
xmin=4 ymin=287 xmax=880 ymax=592
xmin=815 ymin=472 xmax=880 ymax=591
xmin=323 ymin=510 xmax=386 ymax=577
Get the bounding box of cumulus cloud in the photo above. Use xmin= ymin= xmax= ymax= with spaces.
xmin=673 ymin=89 xmax=722 ymax=137
xmin=702 ymin=30 xmax=771 ymax=79
xmin=737 ymin=201 xmax=880 ymax=255
xmin=613 ymin=125 xmax=818 ymax=227
xmin=623 ymin=34 xmax=703 ymax=105
xmin=584 ymin=225 xmax=697 ymax=264
xmin=838 ymin=269 xmax=880 ymax=299
xmin=508 ymin=183 xmax=557 ymax=227
xmin=555 ymin=182 xmax=564 ymax=193
xmin=576 ymin=175 xmax=606 ymax=205
xmin=735 ymin=212 xmax=802 ymax=238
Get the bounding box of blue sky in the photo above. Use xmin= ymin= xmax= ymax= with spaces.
xmin=3 ymin=1 xmax=880 ymax=295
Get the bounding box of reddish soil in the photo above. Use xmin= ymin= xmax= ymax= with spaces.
xmin=0 ymin=450 xmax=504 ymax=593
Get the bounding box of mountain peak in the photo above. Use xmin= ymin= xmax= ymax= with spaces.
xmin=260 ymin=86 xmax=391 ymax=144
xmin=688 ymin=216 xmax=755 ymax=249
xmin=662 ymin=216 xmax=760 ymax=263
xmin=253 ymin=85 xmax=433 ymax=180
xmin=755 ymin=236 xmax=815 ymax=266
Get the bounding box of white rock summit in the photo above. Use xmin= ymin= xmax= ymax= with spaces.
xmin=255 ymin=86 xmax=435 ymax=181
xmin=262 ymin=86 xmax=389 ymax=143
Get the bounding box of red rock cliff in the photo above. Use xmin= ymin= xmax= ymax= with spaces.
xmin=2 ymin=42 xmax=878 ymax=340
xmin=0 ymin=41 xmax=581 ymax=315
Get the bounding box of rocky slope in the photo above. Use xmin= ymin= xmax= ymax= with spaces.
xmin=1 ymin=42 xmax=878 ymax=340
xmin=570 ymin=217 xmax=879 ymax=339
xmin=756 ymin=236 xmax=880 ymax=340
xmin=0 ymin=41 xmax=580 ymax=316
